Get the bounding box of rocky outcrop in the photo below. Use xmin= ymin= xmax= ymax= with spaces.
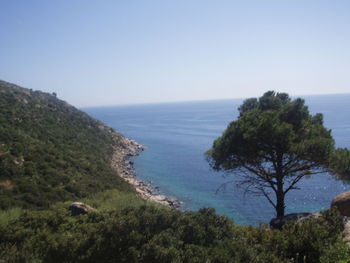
xmin=109 ymin=130 xmax=181 ymax=209
xmin=331 ymin=191 xmax=350 ymax=216
xmin=270 ymin=212 xmax=321 ymax=229
xmin=69 ymin=202 xmax=95 ymax=216
xmin=331 ymin=191 xmax=350 ymax=243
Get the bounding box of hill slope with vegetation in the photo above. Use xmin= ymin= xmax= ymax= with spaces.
xmin=0 ymin=80 xmax=133 ymax=209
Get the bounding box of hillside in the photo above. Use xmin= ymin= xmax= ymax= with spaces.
xmin=0 ymin=80 xmax=134 ymax=209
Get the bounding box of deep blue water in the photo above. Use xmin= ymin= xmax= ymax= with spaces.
xmin=83 ymin=94 xmax=350 ymax=225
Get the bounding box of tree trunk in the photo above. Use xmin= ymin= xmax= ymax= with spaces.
xmin=276 ymin=179 xmax=285 ymax=218
xmin=276 ymin=153 xmax=285 ymax=218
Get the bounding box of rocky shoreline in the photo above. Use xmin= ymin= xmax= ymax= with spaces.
xmin=110 ymin=131 xmax=181 ymax=208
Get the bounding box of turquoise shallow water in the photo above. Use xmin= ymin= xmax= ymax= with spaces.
xmin=84 ymin=94 xmax=350 ymax=225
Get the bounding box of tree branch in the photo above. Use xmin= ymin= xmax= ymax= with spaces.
xmin=261 ymin=188 xmax=276 ymax=209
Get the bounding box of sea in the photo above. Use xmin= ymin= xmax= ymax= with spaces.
xmin=83 ymin=94 xmax=350 ymax=226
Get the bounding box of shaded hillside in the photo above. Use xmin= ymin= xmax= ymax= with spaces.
xmin=0 ymin=80 xmax=132 ymax=209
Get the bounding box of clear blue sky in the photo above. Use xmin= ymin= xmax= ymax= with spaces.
xmin=1 ymin=0 xmax=349 ymax=106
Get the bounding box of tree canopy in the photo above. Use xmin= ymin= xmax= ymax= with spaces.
xmin=206 ymin=91 xmax=346 ymax=218
xmin=329 ymin=148 xmax=350 ymax=181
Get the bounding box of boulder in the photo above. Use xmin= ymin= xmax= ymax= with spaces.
xmin=153 ymin=194 xmax=167 ymax=202
xmin=331 ymin=191 xmax=350 ymax=216
xmin=270 ymin=212 xmax=320 ymax=229
xmin=69 ymin=202 xmax=95 ymax=216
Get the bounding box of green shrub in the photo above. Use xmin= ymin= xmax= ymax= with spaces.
xmin=1 ymin=206 xmax=349 ymax=263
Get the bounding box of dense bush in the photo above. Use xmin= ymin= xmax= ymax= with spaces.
xmin=0 ymin=206 xmax=349 ymax=263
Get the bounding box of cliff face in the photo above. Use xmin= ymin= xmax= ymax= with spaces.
xmin=0 ymin=80 xmax=134 ymax=209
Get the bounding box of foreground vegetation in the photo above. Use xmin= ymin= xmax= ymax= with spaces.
xmin=1 ymin=204 xmax=349 ymax=263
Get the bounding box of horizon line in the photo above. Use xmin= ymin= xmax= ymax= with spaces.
xmin=80 ymin=92 xmax=350 ymax=109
